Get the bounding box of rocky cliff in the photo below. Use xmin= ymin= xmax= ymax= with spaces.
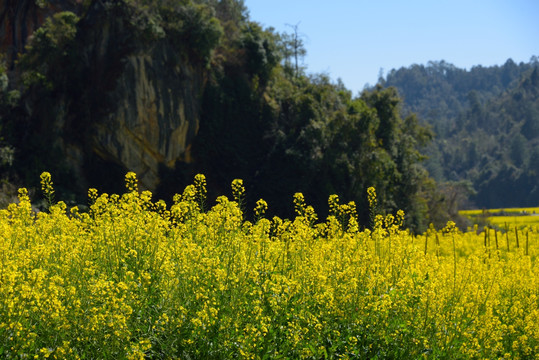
xmin=2 ymin=0 xmax=207 ymax=192
xmin=91 ymin=45 xmax=204 ymax=190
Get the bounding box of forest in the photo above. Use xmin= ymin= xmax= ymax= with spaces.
xmin=380 ymin=59 xmax=539 ymax=209
xmin=0 ymin=0 xmax=538 ymax=232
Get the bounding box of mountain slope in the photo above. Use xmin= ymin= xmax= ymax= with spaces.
xmin=382 ymin=59 xmax=539 ymax=208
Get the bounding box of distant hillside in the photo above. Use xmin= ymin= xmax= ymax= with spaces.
xmin=381 ymin=58 xmax=539 ymax=208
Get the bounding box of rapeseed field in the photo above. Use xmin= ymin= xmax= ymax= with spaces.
xmin=460 ymin=208 xmax=539 ymax=229
xmin=0 ymin=172 xmax=537 ymax=359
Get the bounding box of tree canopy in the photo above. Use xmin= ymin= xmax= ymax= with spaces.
xmin=1 ymin=0 xmax=438 ymax=231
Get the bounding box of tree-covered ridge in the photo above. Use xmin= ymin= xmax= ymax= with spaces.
xmin=381 ymin=59 xmax=539 ymax=209
xmin=381 ymin=59 xmax=538 ymax=136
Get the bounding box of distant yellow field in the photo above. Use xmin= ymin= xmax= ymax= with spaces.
xmin=459 ymin=207 xmax=539 ymax=228
xmin=460 ymin=207 xmax=539 ymax=215
xmin=488 ymin=215 xmax=539 ymax=226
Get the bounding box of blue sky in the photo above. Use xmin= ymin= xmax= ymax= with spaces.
xmin=244 ymin=0 xmax=539 ymax=95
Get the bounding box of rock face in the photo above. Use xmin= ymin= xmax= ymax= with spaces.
xmin=92 ymin=45 xmax=203 ymax=190
xmin=2 ymin=0 xmax=205 ymax=192
xmin=78 ymin=2 xmax=205 ymax=190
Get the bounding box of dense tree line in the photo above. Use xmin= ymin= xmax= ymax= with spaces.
xmin=381 ymin=59 xmax=539 ymax=209
xmin=0 ymin=0 xmax=449 ymax=231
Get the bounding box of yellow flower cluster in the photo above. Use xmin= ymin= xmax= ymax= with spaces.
xmin=0 ymin=172 xmax=537 ymax=359
xmin=253 ymin=199 xmax=268 ymax=220
xmin=231 ymin=178 xmax=245 ymax=205
xmin=40 ymin=172 xmax=55 ymax=207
